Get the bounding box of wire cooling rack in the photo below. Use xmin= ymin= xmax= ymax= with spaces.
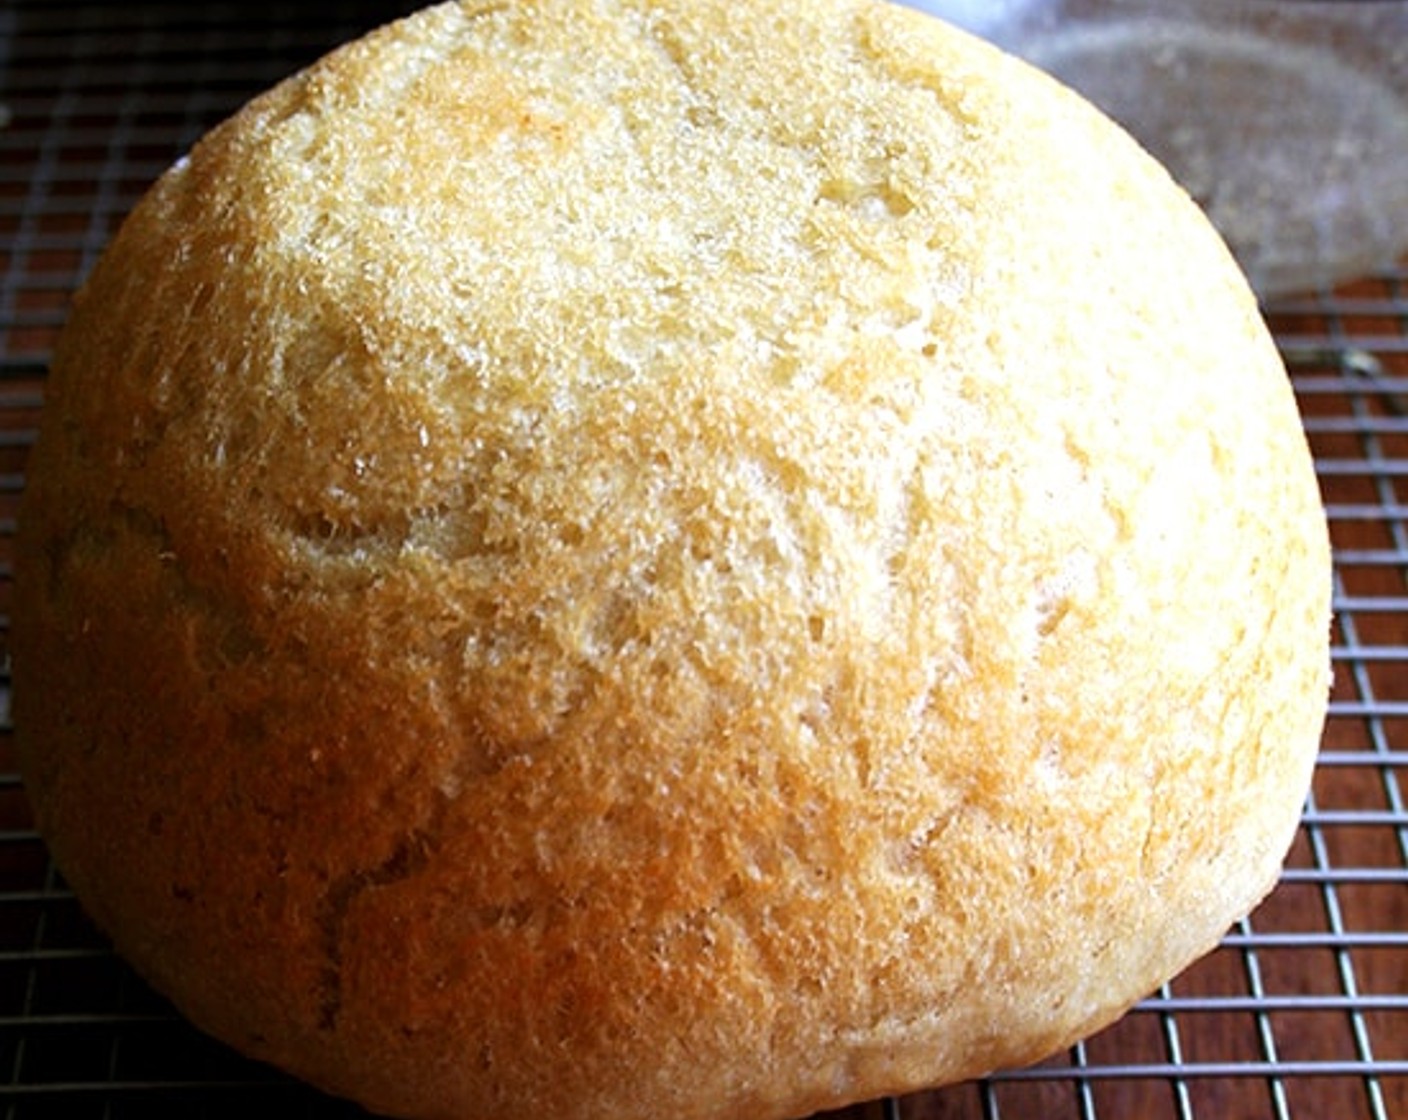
xmin=0 ymin=4 xmax=1404 ymax=1119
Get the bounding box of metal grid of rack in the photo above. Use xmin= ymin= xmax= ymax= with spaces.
xmin=0 ymin=4 xmax=1404 ymax=1119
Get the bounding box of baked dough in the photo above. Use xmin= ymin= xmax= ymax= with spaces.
xmin=12 ymin=1 xmax=1331 ymax=1117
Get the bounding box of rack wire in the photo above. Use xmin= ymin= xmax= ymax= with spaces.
xmin=0 ymin=4 xmax=1404 ymax=1119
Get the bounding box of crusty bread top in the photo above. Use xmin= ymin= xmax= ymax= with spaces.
xmin=14 ymin=2 xmax=1330 ymax=1118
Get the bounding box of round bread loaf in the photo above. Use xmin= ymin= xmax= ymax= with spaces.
xmin=13 ymin=1 xmax=1330 ymax=1118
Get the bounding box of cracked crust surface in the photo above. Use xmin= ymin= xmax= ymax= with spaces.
xmin=12 ymin=1 xmax=1330 ymax=1118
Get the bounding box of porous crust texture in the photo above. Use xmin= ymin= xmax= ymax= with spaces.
xmin=13 ymin=1 xmax=1330 ymax=1118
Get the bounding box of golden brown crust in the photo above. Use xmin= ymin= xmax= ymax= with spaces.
xmin=13 ymin=1 xmax=1329 ymax=1118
